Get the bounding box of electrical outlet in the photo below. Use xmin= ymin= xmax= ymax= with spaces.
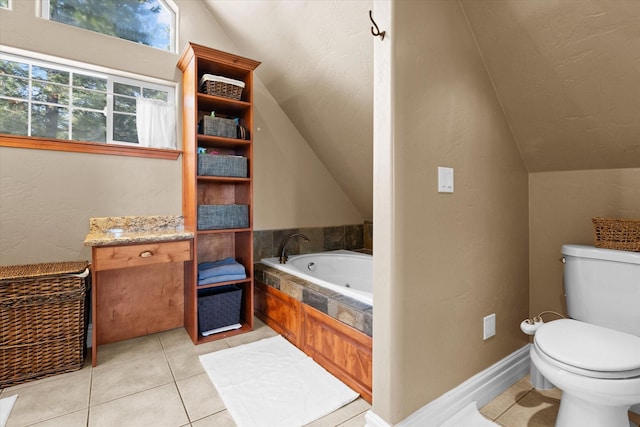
xmin=483 ymin=313 xmax=496 ymax=340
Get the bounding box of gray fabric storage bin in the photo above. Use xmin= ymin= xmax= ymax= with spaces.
xmin=199 ymin=116 xmax=237 ymax=138
xmin=198 ymin=154 xmax=247 ymax=177
xmin=198 ymin=205 xmax=249 ymax=230
xmin=198 ymin=285 xmax=242 ymax=334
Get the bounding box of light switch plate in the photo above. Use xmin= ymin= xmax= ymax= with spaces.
xmin=438 ymin=167 xmax=454 ymax=193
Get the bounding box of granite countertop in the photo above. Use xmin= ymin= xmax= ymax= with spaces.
xmin=84 ymin=215 xmax=194 ymax=247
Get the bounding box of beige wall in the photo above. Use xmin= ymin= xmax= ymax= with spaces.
xmin=529 ymin=168 xmax=640 ymax=317
xmin=373 ymin=1 xmax=530 ymax=423
xmin=0 ymin=148 xmax=183 ymax=265
xmin=4 ymin=1 xmax=635 ymax=424
xmin=0 ymin=0 xmax=362 ymax=265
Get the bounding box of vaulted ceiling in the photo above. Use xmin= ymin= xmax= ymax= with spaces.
xmin=202 ymin=0 xmax=640 ymax=220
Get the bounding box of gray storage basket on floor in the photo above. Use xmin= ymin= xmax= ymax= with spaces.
xmin=198 ymin=205 xmax=248 ymax=230
xmin=199 ymin=116 xmax=237 ymax=138
xmin=198 ymin=154 xmax=247 ymax=178
xmin=198 ymin=285 xmax=242 ymax=334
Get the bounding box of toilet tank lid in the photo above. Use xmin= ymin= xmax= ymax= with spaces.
xmin=535 ymin=319 xmax=640 ymax=374
xmin=562 ymin=244 xmax=640 ymax=264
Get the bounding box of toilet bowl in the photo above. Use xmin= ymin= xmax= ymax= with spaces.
xmin=531 ymin=319 xmax=640 ymax=427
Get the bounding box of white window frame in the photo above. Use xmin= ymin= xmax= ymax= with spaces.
xmin=0 ymin=0 xmax=11 ymax=10
xmin=0 ymin=46 xmax=177 ymax=148
xmin=40 ymin=0 xmax=179 ymax=53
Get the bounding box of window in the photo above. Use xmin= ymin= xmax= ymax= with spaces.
xmin=42 ymin=0 xmax=176 ymax=52
xmin=0 ymin=52 xmax=175 ymax=147
xmin=0 ymin=0 xmax=10 ymax=10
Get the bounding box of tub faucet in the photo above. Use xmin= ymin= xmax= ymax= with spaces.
xmin=279 ymin=233 xmax=310 ymax=264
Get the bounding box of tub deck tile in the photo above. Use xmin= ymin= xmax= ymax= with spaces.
xmin=280 ymin=278 xmax=304 ymax=300
xmin=303 ymin=288 xmax=329 ymax=313
xmin=334 ymin=294 xmax=371 ymax=311
xmin=256 ymin=263 xmax=373 ymax=337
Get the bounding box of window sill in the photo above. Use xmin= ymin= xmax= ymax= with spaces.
xmin=0 ymin=134 xmax=181 ymax=160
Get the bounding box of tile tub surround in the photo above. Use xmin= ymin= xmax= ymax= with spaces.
xmin=84 ymin=215 xmax=193 ymax=246
xmin=254 ymin=262 xmax=373 ymax=337
xmin=364 ymin=221 xmax=373 ymax=252
xmin=253 ymin=223 xmax=370 ymax=261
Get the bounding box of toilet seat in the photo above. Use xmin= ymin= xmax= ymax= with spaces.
xmin=534 ymin=319 xmax=640 ymax=379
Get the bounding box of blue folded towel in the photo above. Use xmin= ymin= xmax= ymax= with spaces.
xmin=198 ymin=257 xmax=245 ymax=280
xmin=198 ymin=273 xmax=247 ymax=286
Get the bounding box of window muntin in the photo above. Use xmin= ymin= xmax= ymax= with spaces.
xmin=42 ymin=0 xmax=176 ymax=52
xmin=0 ymin=53 xmax=175 ymax=146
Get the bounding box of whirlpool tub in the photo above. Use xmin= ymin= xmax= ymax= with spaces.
xmin=260 ymin=250 xmax=373 ymax=306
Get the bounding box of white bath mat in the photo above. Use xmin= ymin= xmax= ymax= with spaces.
xmin=0 ymin=395 xmax=18 ymax=427
xmin=439 ymin=401 xmax=499 ymax=427
xmin=199 ymin=335 xmax=358 ymax=427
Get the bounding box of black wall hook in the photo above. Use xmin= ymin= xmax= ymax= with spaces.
xmin=369 ymin=10 xmax=385 ymax=41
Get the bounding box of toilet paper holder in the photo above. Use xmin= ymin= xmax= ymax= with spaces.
xmin=520 ymin=311 xmax=566 ymax=335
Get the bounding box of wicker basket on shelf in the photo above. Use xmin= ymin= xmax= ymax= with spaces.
xmin=592 ymin=217 xmax=640 ymax=252
xmin=199 ymin=74 xmax=245 ymax=101
xmin=0 ymin=261 xmax=90 ymax=387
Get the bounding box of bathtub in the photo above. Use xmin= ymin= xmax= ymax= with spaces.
xmin=260 ymin=250 xmax=373 ymax=306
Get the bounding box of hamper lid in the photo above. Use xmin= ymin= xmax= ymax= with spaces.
xmin=0 ymin=261 xmax=90 ymax=281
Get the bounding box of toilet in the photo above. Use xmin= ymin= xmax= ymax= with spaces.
xmin=530 ymin=244 xmax=640 ymax=427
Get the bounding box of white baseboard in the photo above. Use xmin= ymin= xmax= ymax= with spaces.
xmin=365 ymin=411 xmax=393 ymax=427
xmin=365 ymin=344 xmax=531 ymax=427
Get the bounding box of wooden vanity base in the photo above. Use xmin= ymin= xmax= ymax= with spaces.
xmin=91 ymin=240 xmax=192 ymax=366
xmin=95 ymin=262 xmax=184 ymax=344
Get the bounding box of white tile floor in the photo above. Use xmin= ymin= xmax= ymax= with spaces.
xmin=0 ymin=318 xmax=369 ymax=427
xmin=2 ymin=319 xmax=639 ymax=427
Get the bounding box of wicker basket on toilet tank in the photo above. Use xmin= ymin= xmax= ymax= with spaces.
xmin=592 ymin=217 xmax=640 ymax=252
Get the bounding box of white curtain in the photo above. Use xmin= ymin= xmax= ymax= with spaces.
xmin=136 ymin=98 xmax=176 ymax=149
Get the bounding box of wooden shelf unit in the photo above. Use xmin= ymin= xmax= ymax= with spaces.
xmin=178 ymin=42 xmax=260 ymax=344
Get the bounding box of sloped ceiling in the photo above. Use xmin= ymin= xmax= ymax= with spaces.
xmin=461 ymin=0 xmax=640 ymax=172
xmin=201 ymin=0 xmax=640 ymax=219
xmin=201 ymin=0 xmax=374 ymax=219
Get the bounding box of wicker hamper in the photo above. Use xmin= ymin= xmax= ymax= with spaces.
xmin=0 ymin=261 xmax=90 ymax=387
xmin=592 ymin=217 xmax=640 ymax=252
xmin=198 ymin=285 xmax=242 ymax=335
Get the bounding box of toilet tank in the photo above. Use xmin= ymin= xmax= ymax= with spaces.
xmin=562 ymin=244 xmax=640 ymax=336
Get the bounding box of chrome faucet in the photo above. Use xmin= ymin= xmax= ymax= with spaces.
xmin=279 ymin=233 xmax=310 ymax=264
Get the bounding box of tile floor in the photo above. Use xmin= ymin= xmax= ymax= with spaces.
xmin=2 ymin=319 xmax=639 ymax=427
xmin=0 ymin=318 xmax=368 ymax=427
xmin=481 ymin=374 xmax=640 ymax=427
